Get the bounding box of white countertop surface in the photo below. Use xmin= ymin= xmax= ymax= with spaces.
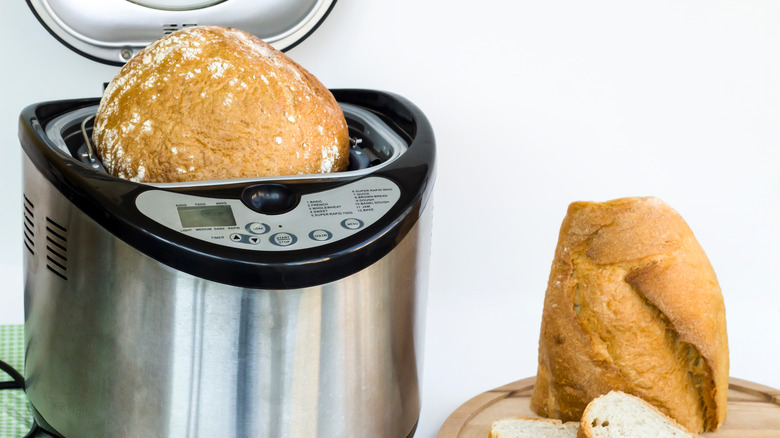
xmin=2 ymin=1 xmax=780 ymax=437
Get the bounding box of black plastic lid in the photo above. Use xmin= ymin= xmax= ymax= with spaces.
xmin=19 ymin=89 xmax=436 ymax=289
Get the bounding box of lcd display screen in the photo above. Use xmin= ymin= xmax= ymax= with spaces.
xmin=178 ymin=205 xmax=237 ymax=228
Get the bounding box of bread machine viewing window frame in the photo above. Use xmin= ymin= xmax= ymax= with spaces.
xmin=42 ymin=102 xmax=409 ymax=188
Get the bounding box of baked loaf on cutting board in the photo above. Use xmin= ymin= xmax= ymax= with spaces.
xmin=93 ymin=25 xmax=349 ymax=183
xmin=530 ymin=197 xmax=729 ymax=433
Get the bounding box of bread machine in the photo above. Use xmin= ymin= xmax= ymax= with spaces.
xmin=20 ymin=1 xmax=435 ymax=437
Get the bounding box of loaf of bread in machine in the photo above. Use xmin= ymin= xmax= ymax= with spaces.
xmin=530 ymin=197 xmax=729 ymax=433
xmin=92 ymin=25 xmax=349 ymax=183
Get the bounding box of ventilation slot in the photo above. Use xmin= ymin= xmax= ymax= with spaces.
xmin=162 ymin=23 xmax=198 ymax=35
xmin=45 ymin=218 xmax=68 ymax=281
xmin=22 ymin=195 xmax=35 ymax=255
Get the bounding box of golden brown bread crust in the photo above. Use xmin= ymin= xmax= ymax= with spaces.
xmin=530 ymin=197 xmax=729 ymax=433
xmin=93 ymin=25 xmax=349 ymax=183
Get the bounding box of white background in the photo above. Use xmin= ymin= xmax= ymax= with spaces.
xmin=2 ymin=1 xmax=780 ymax=437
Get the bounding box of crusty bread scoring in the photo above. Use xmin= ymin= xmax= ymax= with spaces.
xmin=93 ymin=25 xmax=349 ymax=183
xmin=530 ymin=197 xmax=729 ymax=433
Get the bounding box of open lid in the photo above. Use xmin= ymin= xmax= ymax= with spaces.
xmin=27 ymin=0 xmax=337 ymax=65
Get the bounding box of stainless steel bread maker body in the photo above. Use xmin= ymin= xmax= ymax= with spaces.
xmin=19 ymin=89 xmax=435 ymax=437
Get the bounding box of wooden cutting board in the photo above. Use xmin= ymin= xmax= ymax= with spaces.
xmin=438 ymin=377 xmax=780 ymax=437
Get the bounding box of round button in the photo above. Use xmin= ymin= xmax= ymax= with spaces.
xmin=246 ymin=222 xmax=270 ymax=235
xmin=270 ymin=232 xmax=298 ymax=247
xmin=340 ymin=218 xmax=364 ymax=230
xmin=309 ymin=229 xmax=333 ymax=242
xmin=248 ymin=236 xmax=261 ymax=245
xmin=230 ymin=233 xmax=243 ymax=242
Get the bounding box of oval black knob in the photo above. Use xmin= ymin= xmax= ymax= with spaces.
xmin=241 ymin=184 xmax=298 ymax=215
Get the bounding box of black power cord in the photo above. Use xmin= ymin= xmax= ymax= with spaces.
xmin=0 ymin=359 xmax=25 ymax=390
xmin=0 ymin=359 xmax=42 ymax=438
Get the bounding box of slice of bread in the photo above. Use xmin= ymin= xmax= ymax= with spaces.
xmin=578 ymin=391 xmax=700 ymax=438
xmin=490 ymin=417 xmax=579 ymax=438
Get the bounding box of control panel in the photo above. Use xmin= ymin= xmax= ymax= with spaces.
xmin=135 ymin=177 xmax=401 ymax=251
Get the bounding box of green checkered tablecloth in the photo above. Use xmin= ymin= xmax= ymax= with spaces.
xmin=0 ymin=325 xmax=33 ymax=438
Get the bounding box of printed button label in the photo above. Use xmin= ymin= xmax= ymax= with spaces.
xmin=341 ymin=218 xmax=364 ymax=230
xmin=309 ymin=229 xmax=333 ymax=242
xmin=247 ymin=222 xmax=270 ymax=235
xmin=270 ymin=232 xmax=297 ymax=247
